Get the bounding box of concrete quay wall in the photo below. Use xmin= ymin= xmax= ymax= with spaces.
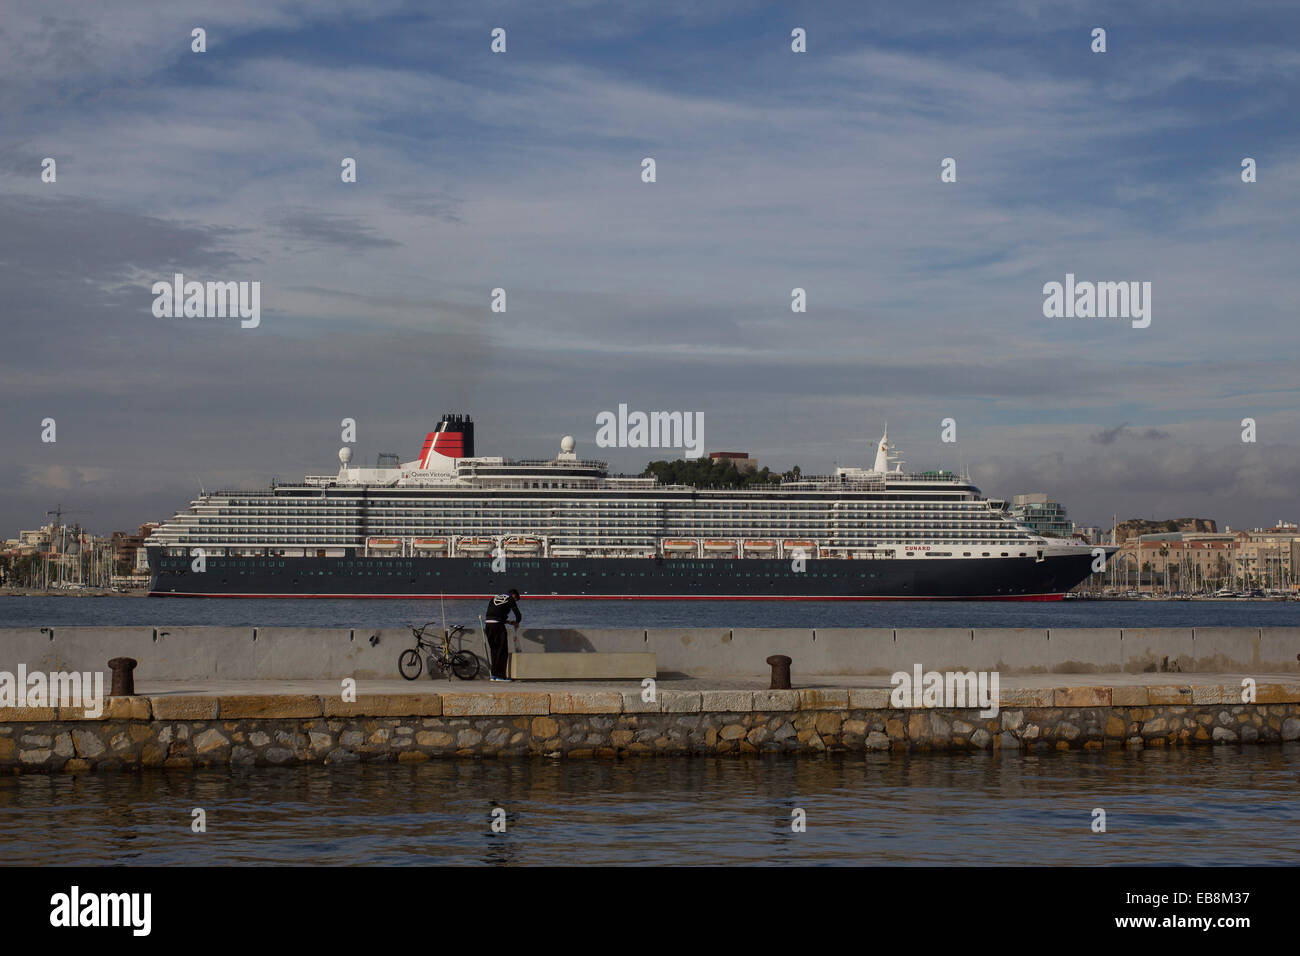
xmin=3 ymin=683 xmax=1299 ymax=772
xmin=1 ymin=626 xmax=1299 ymax=680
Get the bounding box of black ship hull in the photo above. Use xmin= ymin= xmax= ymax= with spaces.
xmin=148 ymin=550 xmax=1099 ymax=600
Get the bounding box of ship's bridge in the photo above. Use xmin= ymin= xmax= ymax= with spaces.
xmin=455 ymin=457 xmax=609 ymax=479
xmin=782 ymin=470 xmax=972 ymax=492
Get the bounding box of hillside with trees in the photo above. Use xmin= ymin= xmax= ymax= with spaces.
xmin=642 ymin=458 xmax=798 ymax=489
xmin=1115 ymin=517 xmax=1218 ymax=540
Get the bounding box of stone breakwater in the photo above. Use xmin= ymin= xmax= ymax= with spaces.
xmin=3 ymin=684 xmax=1300 ymax=773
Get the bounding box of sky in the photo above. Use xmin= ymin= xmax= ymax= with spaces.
xmin=1 ymin=0 xmax=1298 ymax=536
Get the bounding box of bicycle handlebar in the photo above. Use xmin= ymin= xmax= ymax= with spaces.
xmin=410 ymin=622 xmax=468 ymax=636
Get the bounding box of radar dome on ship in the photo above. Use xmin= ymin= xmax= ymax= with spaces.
xmin=339 ymin=447 xmax=352 ymax=464
xmin=561 ymin=436 xmax=576 ymax=453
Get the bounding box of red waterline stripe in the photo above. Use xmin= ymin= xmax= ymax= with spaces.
xmin=148 ymin=592 xmax=1066 ymax=601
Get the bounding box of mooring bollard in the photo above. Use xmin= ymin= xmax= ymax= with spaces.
xmin=107 ymin=657 xmax=138 ymax=697
xmin=766 ymin=654 xmax=792 ymax=690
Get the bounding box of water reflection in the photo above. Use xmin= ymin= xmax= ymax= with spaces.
xmin=1 ymin=746 xmax=1297 ymax=865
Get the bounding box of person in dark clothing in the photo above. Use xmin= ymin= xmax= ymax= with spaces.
xmin=484 ymin=589 xmax=521 ymax=681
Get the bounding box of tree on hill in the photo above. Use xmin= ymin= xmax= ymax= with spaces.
xmin=1115 ymin=516 xmax=1217 ymax=540
xmin=643 ymin=458 xmax=791 ymax=489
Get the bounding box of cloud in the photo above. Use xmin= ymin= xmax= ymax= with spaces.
xmin=1091 ymin=424 xmax=1172 ymax=445
xmin=20 ymin=465 xmax=111 ymax=492
xmin=1 ymin=1 xmax=1299 ymax=534
xmin=272 ymin=208 xmax=401 ymax=250
xmin=389 ymin=193 xmax=463 ymax=222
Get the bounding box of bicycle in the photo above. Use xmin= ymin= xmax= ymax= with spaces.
xmin=398 ymin=622 xmax=480 ymax=681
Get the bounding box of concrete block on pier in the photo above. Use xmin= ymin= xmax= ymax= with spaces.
xmin=1190 ymin=628 xmax=1260 ymax=672
xmin=548 ymin=691 xmax=625 ymax=714
xmin=700 ymin=690 xmax=755 ymax=712
xmin=1041 ymin=629 xmax=1123 ymax=673
xmin=798 ymin=688 xmax=850 ymax=710
xmin=1110 ymin=685 xmax=1149 ymax=706
xmin=1255 ymin=682 xmax=1300 ymax=703
xmin=620 ymin=690 xmax=661 ymax=713
xmin=514 ymin=628 xmax=648 ymax=654
xmin=804 ymin=629 xmax=896 ymax=675
xmin=894 ymin=629 xmax=977 ymax=672
xmin=1053 ymin=686 xmax=1111 ymax=707
xmin=509 ymin=652 xmax=655 ymax=681
xmin=752 ymin=689 xmax=798 ymax=711
xmin=1190 ymin=684 xmax=1232 ymax=705
xmin=0 ymin=627 xmax=168 ymax=679
xmin=974 ymin=628 xmax=1051 ymax=672
xmin=321 ymin=694 xmax=442 ymax=718
xmin=153 ymin=627 xmax=249 ymax=679
xmin=219 ymin=694 xmax=322 ymax=719
xmin=997 ymin=687 xmax=1054 ymax=707
xmin=441 ymin=691 xmax=549 ymax=716
xmin=151 ymin=695 xmax=220 ymax=720
xmin=233 ymin=628 xmax=357 ymax=680
xmin=644 ymin=629 xmax=739 ymax=676
xmin=849 ymin=688 xmax=893 ymax=709
xmin=1255 ymin=627 xmax=1300 ymax=673
xmin=45 ymin=697 xmax=151 ymax=722
xmin=1147 ymin=685 xmax=1194 ymax=705
xmin=658 ymin=690 xmax=703 ymax=713
xmin=1121 ymin=628 xmax=1195 ymax=674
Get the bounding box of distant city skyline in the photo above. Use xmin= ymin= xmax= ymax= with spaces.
xmin=2 ymin=1 xmax=1298 ymax=535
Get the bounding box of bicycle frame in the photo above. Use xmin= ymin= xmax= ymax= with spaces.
xmin=411 ymin=624 xmax=467 ymax=668
xmin=399 ymin=622 xmax=478 ymax=682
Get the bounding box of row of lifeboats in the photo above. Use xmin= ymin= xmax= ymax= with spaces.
xmin=663 ymin=539 xmax=818 ymax=557
xmin=366 ymin=536 xmax=544 ymax=555
xmin=366 ymin=536 xmax=823 ymax=557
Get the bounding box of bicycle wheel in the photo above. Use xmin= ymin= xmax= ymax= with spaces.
xmin=397 ymin=648 xmax=423 ymax=680
xmin=450 ymin=650 xmax=480 ymax=681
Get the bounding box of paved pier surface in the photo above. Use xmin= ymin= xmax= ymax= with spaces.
xmin=5 ymin=626 xmax=1299 ymax=680
xmin=134 ymin=672 xmax=1295 ymax=698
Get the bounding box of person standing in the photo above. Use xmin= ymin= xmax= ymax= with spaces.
xmin=484 ymin=588 xmax=521 ymax=681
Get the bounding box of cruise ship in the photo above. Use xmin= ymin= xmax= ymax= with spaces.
xmin=146 ymin=414 xmax=1109 ymax=600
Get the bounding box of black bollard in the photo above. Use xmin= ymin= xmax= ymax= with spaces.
xmin=766 ymin=654 xmax=792 ymax=690
xmin=107 ymin=657 xmax=137 ymax=697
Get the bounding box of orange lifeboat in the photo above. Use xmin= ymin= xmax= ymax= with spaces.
xmin=504 ymin=536 xmax=542 ymax=553
xmin=456 ymin=537 xmax=494 ymax=553
xmin=412 ymin=538 xmax=448 ymax=552
xmin=783 ymin=540 xmax=818 ymax=556
xmin=703 ymin=540 xmax=737 ymax=552
xmin=743 ymin=540 xmax=776 ymax=553
xmin=367 ymin=537 xmax=401 ymax=551
xmin=662 ymin=539 xmax=697 ymax=553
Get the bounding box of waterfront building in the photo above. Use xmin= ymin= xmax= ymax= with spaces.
xmin=1232 ymin=524 xmax=1298 ymax=590
xmin=112 ymin=523 xmax=160 ymax=573
xmin=15 ymin=527 xmax=52 ymax=555
xmin=1110 ymin=525 xmax=1298 ymax=593
xmin=1009 ymin=493 xmax=1073 ymax=538
xmin=708 ymin=451 xmax=758 ymax=474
